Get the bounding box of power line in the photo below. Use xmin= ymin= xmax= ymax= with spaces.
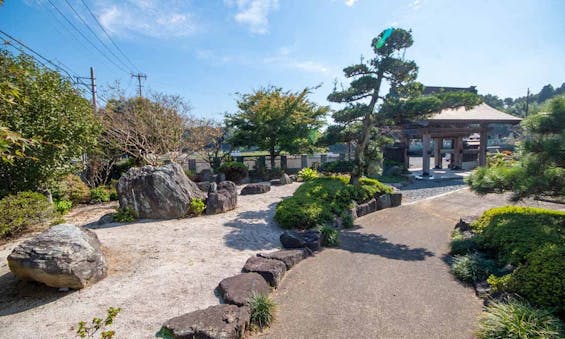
xmin=79 ymin=0 xmax=139 ymax=72
xmin=62 ymin=0 xmax=131 ymax=72
xmin=45 ymin=0 xmax=129 ymax=74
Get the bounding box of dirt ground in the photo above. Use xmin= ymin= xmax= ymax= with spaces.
xmin=0 ymin=183 xmax=299 ymax=339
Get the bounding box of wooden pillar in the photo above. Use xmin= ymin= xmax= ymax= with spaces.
xmin=422 ymin=132 xmax=431 ymax=176
xmin=301 ymin=154 xmax=308 ymax=169
xmin=280 ymin=155 xmax=288 ymax=171
xmin=453 ymin=137 xmax=464 ymax=169
xmin=434 ymin=137 xmax=442 ymax=169
xmin=479 ymin=124 xmax=488 ymax=167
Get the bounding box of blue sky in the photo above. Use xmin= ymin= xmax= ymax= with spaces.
xmin=1 ymin=0 xmax=564 ymax=119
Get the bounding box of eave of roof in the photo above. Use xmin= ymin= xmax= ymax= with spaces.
xmin=425 ymin=103 xmax=522 ymax=124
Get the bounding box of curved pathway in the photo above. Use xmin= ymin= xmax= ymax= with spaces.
xmin=254 ymin=189 xmax=562 ymax=339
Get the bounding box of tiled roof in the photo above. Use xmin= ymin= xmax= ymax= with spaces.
xmin=428 ymin=103 xmax=522 ymax=124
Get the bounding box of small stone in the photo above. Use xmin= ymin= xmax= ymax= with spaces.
xmin=218 ymin=273 xmax=271 ymax=306
xmin=280 ymin=230 xmax=321 ymax=252
xmin=242 ymin=256 xmax=287 ymax=288
xmin=197 ymin=181 xmax=211 ymax=192
xmin=280 ymin=173 xmax=292 ymax=185
xmin=257 ymin=248 xmax=311 ymax=269
xmin=240 ymin=183 xmax=271 ymax=195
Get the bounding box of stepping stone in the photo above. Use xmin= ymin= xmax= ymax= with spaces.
xmin=218 ymin=273 xmax=271 ymax=306
xmin=242 ymin=256 xmax=286 ymax=288
xmin=257 ymin=249 xmax=311 ymax=269
xmin=240 ymin=183 xmax=271 ymax=195
xmin=162 ymin=304 xmax=249 ymax=339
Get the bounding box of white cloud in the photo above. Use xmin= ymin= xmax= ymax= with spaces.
xmin=95 ymin=0 xmax=198 ymax=38
xmin=262 ymin=48 xmax=330 ymax=74
xmin=345 ymin=0 xmax=358 ymax=7
xmin=409 ymin=0 xmax=422 ymax=10
xmin=226 ymin=0 xmax=279 ymax=34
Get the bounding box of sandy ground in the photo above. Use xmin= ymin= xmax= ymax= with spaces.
xmin=0 ymin=183 xmax=299 ymax=339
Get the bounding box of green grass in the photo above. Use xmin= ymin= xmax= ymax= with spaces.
xmin=248 ymin=293 xmax=276 ymax=329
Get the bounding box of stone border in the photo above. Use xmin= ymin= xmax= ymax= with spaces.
xmin=351 ymin=192 xmax=402 ymax=219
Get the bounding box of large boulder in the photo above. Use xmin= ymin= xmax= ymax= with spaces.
xmin=280 ymin=173 xmax=292 ymax=185
xmin=280 ymin=230 xmax=321 ymax=252
xmin=257 ymin=249 xmax=311 ymax=269
xmin=162 ymin=304 xmax=249 ymax=339
xmin=206 ymin=181 xmax=238 ymax=215
xmin=218 ymin=273 xmax=271 ymax=306
xmin=7 ymin=224 xmax=107 ymax=289
xmin=240 ymin=183 xmax=270 ymax=195
xmin=117 ymin=162 xmax=205 ymax=219
xmin=242 ymin=256 xmax=287 ymax=288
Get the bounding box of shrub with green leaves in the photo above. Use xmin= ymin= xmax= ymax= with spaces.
xmin=187 ymin=198 xmax=206 ymax=217
xmin=297 ymin=168 xmax=319 ymax=181
xmin=219 ymin=161 xmax=248 ymax=184
xmin=51 ymin=174 xmax=91 ymax=204
xmin=0 ymin=191 xmax=57 ymax=239
xmin=449 ymin=231 xmax=480 ymax=255
xmin=319 ymin=160 xmax=355 ymax=174
xmin=113 ymin=208 xmax=137 ymax=223
xmin=476 ymin=300 xmax=563 ymax=339
xmin=451 ymin=253 xmax=497 ymax=283
xmin=55 ymin=199 xmax=73 ymax=215
xmin=319 ymin=225 xmax=340 ymax=247
xmin=90 ymin=187 xmax=111 ymax=203
xmin=77 ymin=306 xmax=121 ymax=339
xmin=248 ymin=293 xmax=276 ymax=329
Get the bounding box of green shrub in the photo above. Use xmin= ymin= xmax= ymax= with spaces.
xmin=77 ymin=306 xmax=121 ymax=339
xmin=340 ymin=211 xmax=354 ymax=229
xmin=487 ymin=274 xmax=513 ymax=294
xmin=54 ymin=199 xmax=73 ymax=215
xmin=477 ymin=300 xmax=564 ymax=339
xmin=248 ymin=293 xmax=276 ymax=329
xmin=275 ymin=197 xmax=333 ymax=229
xmin=90 ymin=187 xmax=111 ymax=203
xmin=113 ymin=208 xmax=137 ymax=223
xmin=450 ymin=237 xmax=480 ymax=255
xmin=187 ymin=198 xmax=206 ymax=217
xmin=0 ymin=191 xmax=57 ymax=239
xmin=51 ymin=174 xmax=91 ymax=204
xmin=219 ymin=162 xmax=248 ymax=184
xmin=472 ymin=206 xmax=565 ymax=266
xmin=319 ymin=160 xmax=355 ymax=174
xmin=297 ymin=168 xmax=319 ymax=181
xmin=319 ymin=225 xmax=340 ymax=247
xmin=107 ymin=184 xmax=118 ymax=201
xmin=269 ymin=167 xmax=284 ymax=180
xmin=451 ymin=253 xmax=497 ymax=283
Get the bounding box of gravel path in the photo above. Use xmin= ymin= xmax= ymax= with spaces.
xmin=0 ymin=183 xmax=299 ymax=339
xmin=398 ymin=178 xmax=467 ymax=203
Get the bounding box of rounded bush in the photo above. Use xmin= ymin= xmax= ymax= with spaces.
xmin=187 ymin=198 xmax=206 ymax=217
xmin=450 ymin=237 xmax=480 ymax=255
xmin=248 ymin=293 xmax=276 ymax=329
xmin=0 ymin=191 xmax=57 ymax=239
xmin=319 ymin=160 xmax=355 ymax=174
xmin=90 ymin=187 xmax=111 ymax=203
xmin=451 ymin=253 xmax=497 ymax=283
xmin=297 ymin=168 xmax=319 ymax=181
xmin=51 ymin=174 xmax=91 ymax=204
xmin=54 ymin=199 xmax=73 ymax=215
xmin=219 ymin=162 xmax=248 ymax=184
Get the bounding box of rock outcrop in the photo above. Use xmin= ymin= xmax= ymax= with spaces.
xmin=7 ymin=224 xmax=107 ymax=289
xmin=117 ymin=162 xmax=205 ymax=219
xmin=218 ymin=273 xmax=271 ymax=306
xmin=206 ymin=181 xmax=238 ymax=215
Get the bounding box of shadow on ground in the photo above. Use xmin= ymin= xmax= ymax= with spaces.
xmin=340 ymin=230 xmax=434 ymax=261
xmin=0 ymin=272 xmax=75 ymax=316
xmin=222 ymin=202 xmax=282 ymax=251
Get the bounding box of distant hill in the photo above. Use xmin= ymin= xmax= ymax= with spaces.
xmin=481 ymin=82 xmax=565 ymax=117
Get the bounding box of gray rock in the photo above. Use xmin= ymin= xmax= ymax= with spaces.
xmin=97 ymin=213 xmax=114 ymax=225
xmin=289 ymin=174 xmax=298 ymax=182
xmin=356 ymin=198 xmax=378 ymax=217
xmin=240 ymin=183 xmax=271 ymax=195
xmin=242 ymin=256 xmax=286 ymax=288
xmin=390 ymin=193 xmax=402 ymax=207
xmin=218 ymin=273 xmax=271 ymax=306
xmin=257 ymin=249 xmax=311 ymax=269
xmin=474 ymin=281 xmax=491 ymax=298
xmin=208 ymin=182 xmax=218 ymax=194
xmin=197 ymin=181 xmax=211 ymax=192
xmin=216 ymin=173 xmax=226 ymax=183
xmin=7 ymin=224 xmax=107 ymax=289
xmin=279 ymin=231 xmax=305 ymax=248
xmin=280 ymin=173 xmax=292 ymax=185
xmin=206 ymin=181 xmax=237 ymax=215
xmin=455 ymin=216 xmax=478 ymax=232
xmin=270 ymin=179 xmax=281 ymax=186
xmin=383 ymin=165 xmax=403 ymax=177
xmin=377 ymin=194 xmax=392 ymax=210
xmin=117 ymin=162 xmax=205 ymax=219
xmin=199 ymin=169 xmax=214 ymax=182
xmin=280 ymin=230 xmax=321 ymax=252
xmin=162 ymin=304 xmax=249 ymax=339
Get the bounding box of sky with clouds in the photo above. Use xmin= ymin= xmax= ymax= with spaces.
xmin=1 ymin=0 xmax=564 ymax=118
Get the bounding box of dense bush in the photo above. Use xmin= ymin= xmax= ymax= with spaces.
xmin=219 ymin=161 xmax=248 ymax=184
xmin=476 ymin=300 xmax=563 ymax=339
xmin=275 ymin=176 xmax=392 ymax=229
xmin=319 ymin=225 xmax=340 ymax=247
xmin=113 ymin=208 xmax=137 ymax=223
xmin=268 ymin=167 xmax=284 ymax=180
xmin=51 ymin=174 xmax=91 ymax=204
xmin=248 ymin=293 xmax=276 ymax=329
xmin=319 ymin=160 xmax=355 ymax=174
xmin=187 ymin=198 xmax=206 ymax=217
xmin=90 ymin=187 xmax=111 ymax=203
xmin=0 ymin=191 xmax=57 ymax=239
xmin=451 ymin=253 xmax=497 ymax=283
xmin=54 ymin=199 xmax=73 ymax=215
xmin=449 ymin=230 xmax=480 ymax=255
xmin=297 ymin=168 xmax=319 ymax=181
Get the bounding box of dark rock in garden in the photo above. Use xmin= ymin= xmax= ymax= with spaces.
xmin=208 ymin=182 xmax=218 ymax=194
xmin=280 ymin=173 xmax=292 ymax=185
xmin=257 ymin=248 xmax=311 ymax=269
xmin=455 ymin=216 xmax=478 ymax=232
xmin=218 ymin=273 xmax=271 ymax=306
xmin=216 ymin=173 xmax=226 ymax=183
xmin=383 ymin=165 xmax=403 ymax=177
xmin=356 ymin=198 xmax=378 ymax=217
xmin=117 ymin=162 xmax=206 ymax=219
xmin=289 ymin=174 xmax=298 ymax=182
xmin=162 ymin=304 xmax=249 ymax=339
xmin=240 ymin=176 xmax=250 ymax=184
xmin=199 ymin=169 xmax=214 ymax=182
xmin=7 ymin=224 xmax=107 ymax=289
xmin=474 ymin=281 xmax=491 ymax=298
xmin=97 ymin=213 xmax=114 ymax=225
xmin=270 ymin=179 xmax=281 ymax=186
xmin=206 ymin=181 xmax=238 ymax=215
xmin=240 ymin=183 xmax=271 ymax=195
xmin=242 ymin=256 xmax=286 ymax=287
xmin=197 ymin=181 xmax=211 ymax=192
xmin=280 ymin=230 xmax=321 ymax=252
xmin=377 ymin=194 xmax=392 ymax=210
xmin=390 ymin=192 xmax=402 ymax=207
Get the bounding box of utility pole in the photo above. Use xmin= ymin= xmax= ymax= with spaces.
xmin=90 ymin=67 xmax=97 ymax=113
xmin=131 ymin=73 xmax=147 ymax=97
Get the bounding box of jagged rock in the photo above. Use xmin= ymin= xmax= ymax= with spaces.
xmin=197 ymin=181 xmax=211 ymax=192
xmin=240 ymin=183 xmax=270 ymax=195
xmin=162 ymin=304 xmax=249 ymax=339
xmin=218 ymin=273 xmax=271 ymax=306
xmin=206 ymin=181 xmax=237 ymax=215
xmin=390 ymin=193 xmax=402 ymax=207
xmin=7 ymin=224 xmax=107 ymax=289
xmin=280 ymin=173 xmax=292 ymax=185
xmin=257 ymin=249 xmax=311 ymax=269
xmin=208 ymin=182 xmax=218 ymax=194
xmin=455 ymin=216 xmax=478 ymax=232
xmin=377 ymin=194 xmax=392 ymax=210
xmin=117 ymin=162 xmax=205 ymax=219
xmin=242 ymin=256 xmax=286 ymax=288
xmin=280 ymin=230 xmax=321 ymax=252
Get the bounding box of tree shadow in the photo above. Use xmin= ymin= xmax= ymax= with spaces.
xmin=222 ymin=202 xmax=282 ymax=251
xmin=84 ymin=218 xmax=158 ymax=230
xmin=339 ymin=230 xmax=435 ymax=261
xmin=0 ymin=272 xmax=75 ymax=316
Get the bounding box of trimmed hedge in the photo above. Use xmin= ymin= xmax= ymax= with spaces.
xmin=319 ymin=160 xmax=355 ymax=174
xmin=274 ymin=176 xmax=392 ymax=229
xmin=0 ymin=191 xmax=57 ymax=239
